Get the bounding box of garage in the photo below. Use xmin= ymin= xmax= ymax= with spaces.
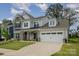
xmin=40 ymin=31 xmax=64 ymax=43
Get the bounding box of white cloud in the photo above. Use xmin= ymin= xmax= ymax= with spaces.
xmin=7 ymin=17 xmax=14 ymax=20
xmin=12 ymin=3 xmax=31 ymax=13
xmin=11 ymin=8 xmax=22 ymax=15
xmin=35 ymin=3 xmax=48 ymax=12
xmin=66 ymin=4 xmax=79 ymax=9
xmin=75 ymin=10 xmax=79 ymax=12
xmin=11 ymin=3 xmax=48 ymax=16
xmin=0 ymin=21 xmax=2 ymax=24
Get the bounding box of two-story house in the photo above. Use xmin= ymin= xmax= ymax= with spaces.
xmin=13 ymin=11 xmax=69 ymax=43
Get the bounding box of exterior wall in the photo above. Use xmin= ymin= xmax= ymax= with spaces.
xmin=14 ymin=17 xmax=57 ymax=30
xmin=63 ymin=29 xmax=68 ymax=42
xmin=14 ymin=31 xmax=21 ymax=40
xmin=39 ymin=18 xmax=49 ymax=26
xmin=14 ymin=28 xmax=68 ymax=42
xmin=23 ymin=14 xmax=30 ymax=19
xmin=21 ymin=17 xmax=57 ymax=29
xmin=30 ymin=18 xmax=49 ymax=28
xmin=14 ymin=32 xmax=24 ymax=40
xmin=64 ymin=30 xmax=68 ymax=39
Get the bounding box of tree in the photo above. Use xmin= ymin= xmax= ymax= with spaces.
xmin=46 ymin=3 xmax=63 ymax=19
xmin=46 ymin=3 xmax=77 ymax=26
xmin=2 ymin=27 xmax=9 ymax=41
xmin=63 ymin=8 xmax=77 ymax=26
xmin=2 ymin=19 xmax=10 ymax=42
xmin=46 ymin=3 xmax=78 ymax=43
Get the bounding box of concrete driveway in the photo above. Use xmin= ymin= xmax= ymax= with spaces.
xmin=1 ymin=42 xmax=63 ymax=56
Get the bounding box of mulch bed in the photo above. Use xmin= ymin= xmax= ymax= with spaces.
xmin=0 ymin=53 xmax=4 ymax=55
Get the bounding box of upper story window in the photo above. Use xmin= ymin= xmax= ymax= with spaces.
xmin=49 ymin=20 xmax=55 ymax=25
xmin=15 ymin=22 xmax=21 ymax=28
xmin=49 ymin=19 xmax=57 ymax=27
xmin=24 ymin=22 xmax=28 ymax=27
xmin=22 ymin=21 xmax=30 ymax=28
xmin=34 ymin=22 xmax=39 ymax=28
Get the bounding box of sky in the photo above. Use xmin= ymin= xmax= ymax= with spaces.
xmin=0 ymin=3 xmax=79 ymax=30
xmin=0 ymin=3 xmax=48 ymax=20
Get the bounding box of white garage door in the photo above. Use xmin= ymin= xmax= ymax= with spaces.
xmin=40 ymin=31 xmax=64 ymax=43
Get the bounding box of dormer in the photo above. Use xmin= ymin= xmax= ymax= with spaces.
xmin=48 ymin=18 xmax=57 ymax=27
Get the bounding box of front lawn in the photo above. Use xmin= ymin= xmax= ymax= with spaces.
xmin=0 ymin=41 xmax=35 ymax=50
xmin=51 ymin=37 xmax=79 ymax=56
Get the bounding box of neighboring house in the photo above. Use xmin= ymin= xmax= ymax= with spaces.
xmin=77 ymin=26 xmax=79 ymax=37
xmin=69 ymin=29 xmax=78 ymax=37
xmin=0 ymin=23 xmax=5 ymax=41
xmin=13 ymin=11 xmax=69 ymax=43
xmin=7 ymin=20 xmax=14 ymax=39
xmin=0 ymin=20 xmax=14 ymax=40
xmin=0 ymin=23 xmax=1 ymax=40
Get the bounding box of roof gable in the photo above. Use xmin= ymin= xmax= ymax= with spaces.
xmin=14 ymin=14 xmax=23 ymax=22
xmin=20 ymin=11 xmax=34 ymax=19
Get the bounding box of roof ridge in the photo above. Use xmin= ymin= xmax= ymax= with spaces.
xmin=22 ymin=10 xmax=34 ymax=18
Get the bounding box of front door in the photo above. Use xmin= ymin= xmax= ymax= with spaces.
xmin=23 ymin=32 xmax=27 ymax=40
xmin=33 ymin=33 xmax=38 ymax=41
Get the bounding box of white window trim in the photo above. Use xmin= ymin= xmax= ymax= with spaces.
xmin=49 ymin=19 xmax=57 ymax=27
xmin=22 ymin=21 xmax=30 ymax=28
xmin=24 ymin=22 xmax=28 ymax=27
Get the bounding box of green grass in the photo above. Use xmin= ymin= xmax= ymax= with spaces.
xmin=68 ymin=37 xmax=79 ymax=43
xmin=51 ymin=37 xmax=79 ymax=56
xmin=0 ymin=41 xmax=34 ymax=50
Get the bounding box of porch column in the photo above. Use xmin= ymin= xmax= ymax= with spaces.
xmin=29 ymin=32 xmax=32 ymax=40
xmin=27 ymin=32 xmax=32 ymax=41
xmin=27 ymin=32 xmax=29 ymax=40
xmin=29 ymin=32 xmax=30 ymax=40
xmin=37 ymin=32 xmax=40 ymax=41
xmin=20 ymin=31 xmax=23 ymax=41
xmin=28 ymin=32 xmax=31 ymax=41
xmin=14 ymin=33 xmax=16 ymax=40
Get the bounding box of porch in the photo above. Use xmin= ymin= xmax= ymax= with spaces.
xmin=16 ymin=31 xmax=40 ymax=41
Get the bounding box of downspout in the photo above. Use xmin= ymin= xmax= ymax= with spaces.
xmin=67 ymin=16 xmax=70 ymax=43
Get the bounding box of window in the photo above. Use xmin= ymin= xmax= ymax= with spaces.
xmin=51 ymin=32 xmax=56 ymax=34
xmin=57 ymin=32 xmax=62 ymax=34
xmin=47 ymin=33 xmax=50 ymax=34
xmin=42 ymin=32 xmax=56 ymax=35
xmin=41 ymin=33 xmax=50 ymax=35
xmin=34 ymin=22 xmax=39 ymax=28
xmin=24 ymin=22 xmax=28 ymax=27
xmin=49 ymin=19 xmax=56 ymax=27
xmin=16 ymin=33 xmax=20 ymax=39
xmin=15 ymin=22 xmax=21 ymax=28
xmin=49 ymin=20 xmax=54 ymax=25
